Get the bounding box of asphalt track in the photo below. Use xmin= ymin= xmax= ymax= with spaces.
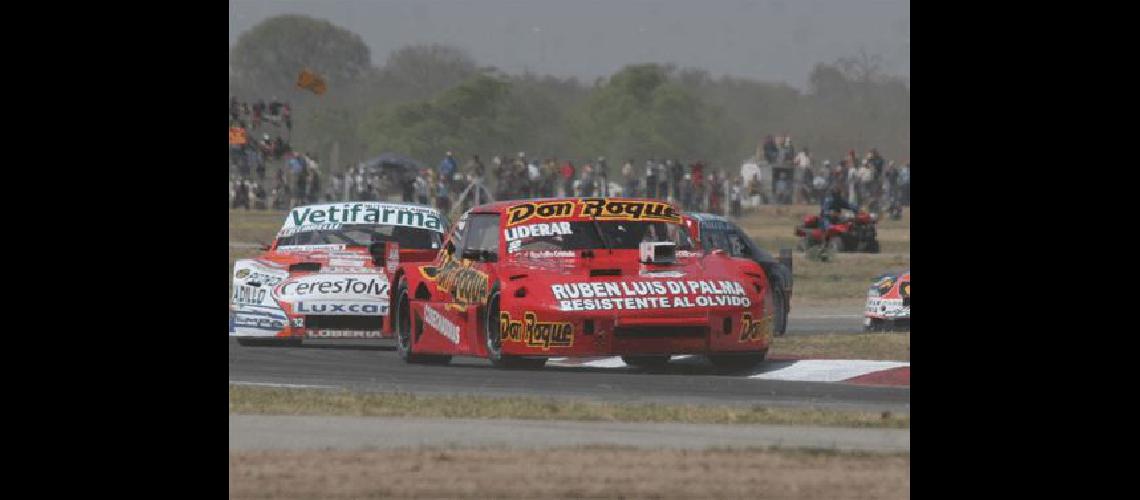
xmin=228 ymin=311 xmax=908 ymax=414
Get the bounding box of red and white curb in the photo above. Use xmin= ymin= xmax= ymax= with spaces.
xmin=548 ymin=356 xmax=909 ymax=386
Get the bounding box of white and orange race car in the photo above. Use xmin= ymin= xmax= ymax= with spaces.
xmin=230 ymin=202 xmax=447 ymax=346
xmin=864 ymin=271 xmax=910 ymax=332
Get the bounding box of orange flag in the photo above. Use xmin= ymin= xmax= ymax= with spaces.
xmin=296 ymin=69 xmax=327 ymax=95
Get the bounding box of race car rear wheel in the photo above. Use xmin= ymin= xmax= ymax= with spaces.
xmin=621 ymin=355 xmax=671 ymax=370
xmin=708 ymin=350 xmax=767 ymax=374
xmin=485 ymin=287 xmax=547 ymax=370
xmin=396 ymin=281 xmax=451 ymax=365
xmin=770 ymin=280 xmax=789 ymax=337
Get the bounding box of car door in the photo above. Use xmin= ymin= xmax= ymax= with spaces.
xmin=423 ymin=212 xmax=501 ymax=354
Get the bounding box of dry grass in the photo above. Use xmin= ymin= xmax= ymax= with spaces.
xmin=230 ymin=447 xmax=910 ymax=499
xmin=230 ymin=385 xmax=909 ymax=429
xmin=772 ymin=332 xmax=910 ymax=361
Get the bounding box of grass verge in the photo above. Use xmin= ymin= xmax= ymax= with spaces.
xmin=771 ymin=332 xmax=910 ymax=361
xmin=229 ymin=385 xmax=909 ymax=428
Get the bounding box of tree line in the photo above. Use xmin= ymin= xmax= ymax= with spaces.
xmin=229 ymin=14 xmax=910 ymax=174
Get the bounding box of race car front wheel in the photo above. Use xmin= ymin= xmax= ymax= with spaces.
xmin=396 ymin=281 xmax=451 ymax=365
xmin=485 ymin=287 xmax=547 ymax=370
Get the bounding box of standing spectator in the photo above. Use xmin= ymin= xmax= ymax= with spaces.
xmin=560 ymin=160 xmax=576 ymax=197
xmin=762 ymin=135 xmax=778 ymax=164
xmin=464 ymin=154 xmax=485 ymax=185
xmin=622 ymin=159 xmax=636 ymax=197
xmin=681 ymin=173 xmax=694 ymax=209
xmin=748 ymin=173 xmax=764 ymax=206
xmin=670 ymin=158 xmax=684 ymax=201
xmin=868 ymin=149 xmax=885 ymax=181
xmin=253 ymin=182 xmax=268 ymax=210
xmin=811 ymin=165 xmax=828 ymax=203
xmin=794 ymin=147 xmax=812 ymax=204
xmin=295 ymin=166 xmax=310 ymax=207
xmin=233 ymin=180 xmax=251 ymax=210
xmin=644 ymin=159 xmax=658 ymax=199
xmin=782 ymin=135 xmax=795 ymax=165
xmin=775 ymin=172 xmax=791 ymax=205
xmin=655 ymin=160 xmax=668 ymax=200
xmin=308 ymin=168 xmax=321 ymax=204
xmin=438 ymin=151 xmax=458 ymax=192
xmin=899 ymin=162 xmax=910 ymax=206
xmin=414 ymin=170 xmax=429 ymax=205
xmin=580 ymin=162 xmax=595 ymax=197
xmin=435 ymin=172 xmax=451 ymax=213
xmin=708 ymin=170 xmax=724 ymax=214
xmin=730 ymin=177 xmax=743 ymax=217
xmin=527 ymin=160 xmax=542 ymax=198
xmin=252 ymin=99 xmax=265 ymax=129
xmin=283 ymin=103 xmax=292 ymax=132
xmin=857 ymin=161 xmax=874 ymax=208
xmin=595 ymin=157 xmax=609 ymax=197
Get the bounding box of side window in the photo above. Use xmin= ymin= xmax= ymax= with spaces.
xmin=443 ymin=212 xmax=469 ymax=256
xmin=728 ymin=231 xmax=753 ymax=258
xmin=701 ymin=228 xmax=729 ymax=253
xmin=459 ymin=213 xmax=501 ymax=261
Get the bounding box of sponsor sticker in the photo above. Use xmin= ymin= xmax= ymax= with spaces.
xmin=306 ymin=329 xmax=384 ymax=338
xmin=738 ymin=312 xmax=772 ymax=343
xmin=284 ymin=203 xmax=444 ymax=232
xmin=423 ymin=305 xmax=461 ymax=344
xmin=295 ymin=301 xmax=389 ymax=316
xmin=505 ymin=198 xmax=681 ymax=226
xmin=278 ymin=275 xmax=390 ymax=299
xmin=500 ymin=311 xmax=573 ymax=349
xmin=550 ymin=280 xmax=750 ymax=311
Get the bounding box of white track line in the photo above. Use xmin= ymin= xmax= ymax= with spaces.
xmin=548 ymin=356 xmax=908 ymax=383
xmin=748 ymin=360 xmax=909 ymax=382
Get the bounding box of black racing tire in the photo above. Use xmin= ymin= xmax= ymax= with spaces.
xmin=621 ymin=355 xmax=671 ymax=369
xmin=485 ymin=286 xmax=547 ymax=370
xmin=395 ymin=280 xmax=452 ymax=365
xmin=769 ymin=279 xmax=789 ymax=337
xmin=237 ymin=337 xmax=301 ymax=347
xmin=708 ymin=349 xmax=767 ymax=374
xmin=864 ymin=318 xmax=885 ymax=332
xmin=865 ymin=240 xmax=881 ymax=254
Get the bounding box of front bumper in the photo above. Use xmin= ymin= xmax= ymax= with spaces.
xmin=497 ymin=309 xmax=772 ymax=357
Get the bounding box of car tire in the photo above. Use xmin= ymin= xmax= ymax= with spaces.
xmin=708 ymin=350 xmax=767 ymax=374
xmin=485 ymin=286 xmax=547 ymax=370
xmin=864 ymin=318 xmax=885 ymax=332
xmin=621 ymin=355 xmax=671 ymax=369
xmin=769 ymin=279 xmax=789 ymax=337
xmin=395 ymin=280 xmax=452 ymax=365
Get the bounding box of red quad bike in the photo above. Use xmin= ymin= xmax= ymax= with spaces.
xmin=794 ymin=210 xmax=880 ymax=253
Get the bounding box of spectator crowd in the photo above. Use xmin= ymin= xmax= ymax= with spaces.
xmin=229 ymin=102 xmax=909 ymax=220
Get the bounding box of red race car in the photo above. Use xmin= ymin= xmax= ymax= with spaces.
xmin=230 ymin=202 xmax=447 ymax=346
xmin=391 ymin=197 xmax=777 ymax=371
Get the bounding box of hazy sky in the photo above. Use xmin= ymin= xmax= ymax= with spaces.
xmin=229 ymin=0 xmax=909 ymax=89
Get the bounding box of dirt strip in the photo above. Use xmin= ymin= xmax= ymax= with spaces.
xmin=230 ymin=447 xmax=909 ymax=499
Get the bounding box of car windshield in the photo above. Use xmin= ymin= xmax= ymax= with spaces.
xmin=506 ymin=220 xmax=693 ymax=254
xmin=276 ymin=224 xmax=442 ymax=250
